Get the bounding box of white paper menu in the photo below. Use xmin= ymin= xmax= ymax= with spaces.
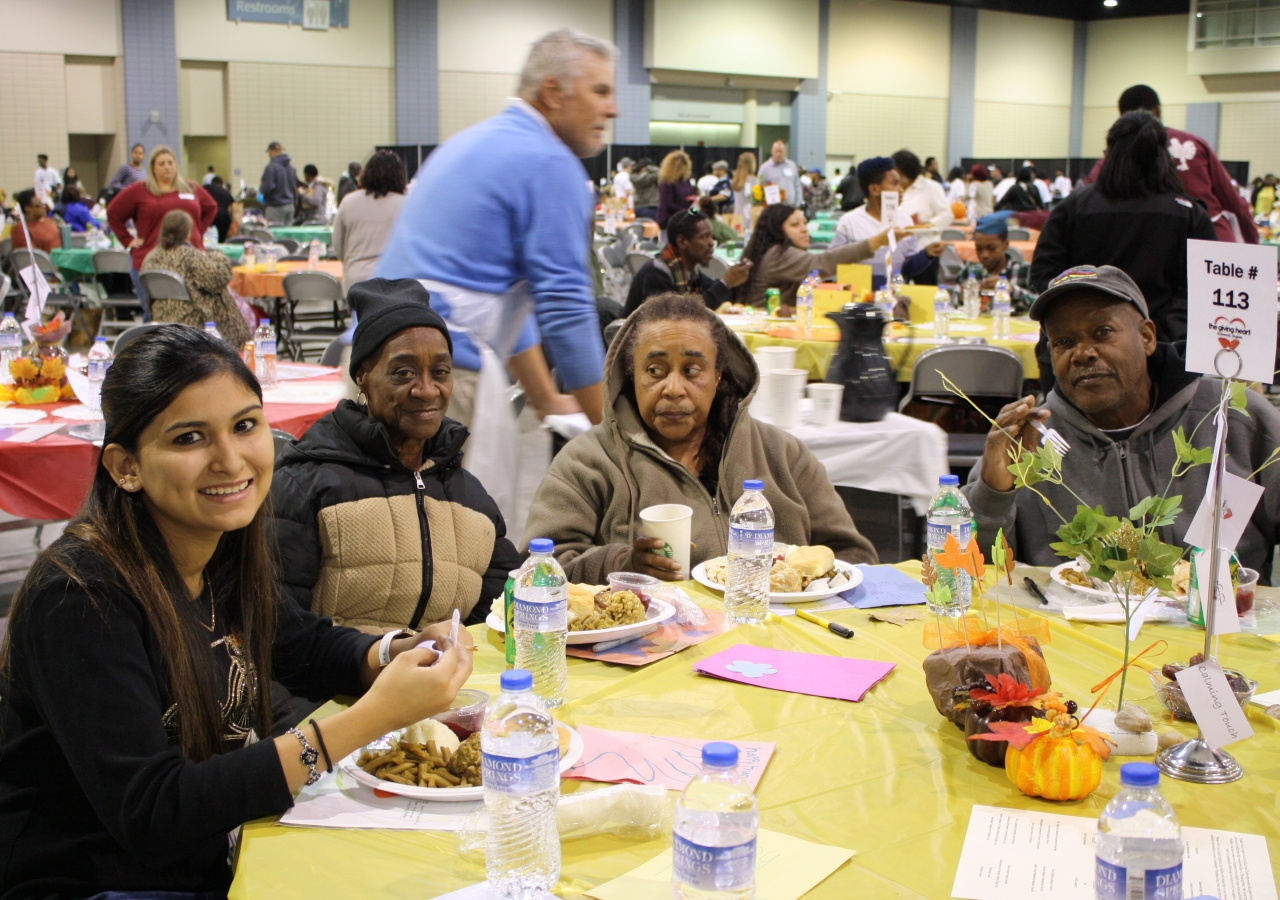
xmin=952 ymin=805 xmax=1277 ymax=900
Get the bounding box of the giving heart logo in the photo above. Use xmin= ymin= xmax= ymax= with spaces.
xmin=1211 ymin=316 xmax=1249 ymax=350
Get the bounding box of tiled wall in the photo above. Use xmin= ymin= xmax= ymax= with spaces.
xmin=1220 ymin=101 xmax=1280 ymax=179
xmin=826 ymin=94 xmax=948 ymax=170
xmin=225 ymin=62 xmax=393 ymax=192
xmin=0 ymin=53 xmax=69 ymax=198
xmin=972 ymin=102 xmax=1071 ymax=158
xmin=1081 ymin=104 xmax=1187 ymax=162
xmin=438 ymin=71 xmax=517 ymax=142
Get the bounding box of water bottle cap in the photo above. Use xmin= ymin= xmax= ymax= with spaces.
xmin=1119 ymin=762 xmax=1161 ymax=787
xmin=702 ymin=742 xmax=739 ymax=768
xmin=743 ymin=479 xmax=764 ymax=491
xmin=205 ymin=322 xmax=216 ymax=327
xmin=939 ymin=475 xmax=960 ymax=486
xmin=2 ymin=312 xmax=13 ymax=318
xmin=94 ymin=336 xmax=106 ymax=343
xmin=500 ymin=669 xmax=533 ymax=692
xmin=528 ymin=538 xmax=554 ymax=554
xmin=261 ymin=318 xmax=270 ymax=325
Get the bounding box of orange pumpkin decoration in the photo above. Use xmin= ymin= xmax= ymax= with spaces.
xmin=1005 ymin=734 xmax=1101 ymax=801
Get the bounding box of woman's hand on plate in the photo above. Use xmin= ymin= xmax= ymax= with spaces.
xmin=361 ymin=637 xmax=473 ymax=734
xmin=632 ymin=536 xmax=684 ymax=581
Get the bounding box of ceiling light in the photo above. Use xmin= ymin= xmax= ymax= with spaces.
xmin=1103 ymin=0 xmax=1118 ymax=6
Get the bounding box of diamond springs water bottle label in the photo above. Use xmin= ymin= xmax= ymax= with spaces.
xmin=482 ymin=748 xmax=559 ymax=795
xmin=673 ymin=835 xmax=755 ymax=890
xmin=514 ymin=596 xmax=567 ymax=631
xmin=926 ymin=520 xmax=972 ymax=549
xmin=1094 ymin=858 xmax=1182 ymax=900
xmin=728 ymin=525 xmax=773 ymax=556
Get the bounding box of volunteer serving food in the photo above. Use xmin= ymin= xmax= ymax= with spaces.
xmin=523 ymin=293 xmax=877 ymax=583
xmin=0 ymin=326 xmax=473 ymax=899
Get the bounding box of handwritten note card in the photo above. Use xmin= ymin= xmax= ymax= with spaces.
xmin=564 ymin=726 xmax=774 ymax=792
xmin=693 ymin=645 xmax=895 ymax=702
xmin=1173 ymin=658 xmax=1254 ymax=750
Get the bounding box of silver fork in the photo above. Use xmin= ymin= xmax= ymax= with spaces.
xmin=1034 ymin=420 xmax=1071 ymax=456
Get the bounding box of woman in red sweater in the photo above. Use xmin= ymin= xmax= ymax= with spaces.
xmin=106 ymin=145 xmax=216 ymax=318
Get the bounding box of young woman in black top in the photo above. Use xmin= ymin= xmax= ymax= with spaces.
xmin=0 ymin=325 xmax=473 ymax=899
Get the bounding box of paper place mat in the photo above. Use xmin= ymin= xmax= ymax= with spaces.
xmin=277 ymin=766 xmax=482 ymax=831
xmin=50 ymin=404 xmax=103 ymax=421
xmin=770 ymin=593 xmax=854 ymax=617
xmin=952 ymin=804 xmax=1277 ymax=900
xmin=693 ymin=645 xmax=895 ymax=702
xmin=434 ymin=886 xmax=555 ymax=900
xmin=2 ymin=425 xmax=63 ymax=443
xmin=847 ymin=565 xmax=928 ymax=609
xmin=564 ymin=726 xmax=774 ymax=792
xmin=586 ymin=829 xmax=854 ymax=900
xmin=1061 ymin=602 xmax=1183 ymax=624
xmin=566 ymin=608 xmax=731 ymax=666
xmin=261 ymin=381 xmax=348 ymax=405
xmin=275 ymin=363 xmax=340 ymax=381
xmin=0 ymin=408 xmax=47 ymax=425
xmin=1251 ymin=687 xmax=1280 ymax=708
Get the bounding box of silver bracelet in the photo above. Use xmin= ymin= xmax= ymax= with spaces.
xmin=288 ymin=727 xmax=321 ymax=785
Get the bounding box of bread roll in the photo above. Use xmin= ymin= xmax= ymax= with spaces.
xmin=786 ymin=545 xmax=835 ymax=579
xmin=567 ymin=583 xmax=598 ymax=624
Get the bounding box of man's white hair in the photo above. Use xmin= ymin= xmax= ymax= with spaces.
xmin=518 ymin=28 xmax=617 ymax=99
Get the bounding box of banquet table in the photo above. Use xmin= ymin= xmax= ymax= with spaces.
xmin=230 ymin=259 xmax=344 ymax=299
xmin=229 ymin=564 xmax=1280 ymax=899
xmin=50 ymin=244 xmax=243 ymax=278
xmin=0 ymin=366 xmax=345 ymax=520
xmin=269 ymin=226 xmax=333 ymax=246
xmin=734 ymin=317 xmax=1042 ymax=382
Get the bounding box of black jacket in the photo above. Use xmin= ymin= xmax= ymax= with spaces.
xmin=0 ymin=536 xmax=375 ymax=899
xmin=624 ymin=257 xmax=731 ymax=317
xmin=1029 ymin=184 xmax=1217 ymax=343
xmin=271 ymin=401 xmax=520 ymax=631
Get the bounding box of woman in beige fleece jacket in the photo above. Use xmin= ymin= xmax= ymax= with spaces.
xmin=522 ymin=293 xmax=876 ymax=583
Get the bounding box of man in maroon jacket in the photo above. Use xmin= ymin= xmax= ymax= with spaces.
xmin=1084 ymin=84 xmax=1257 ymax=244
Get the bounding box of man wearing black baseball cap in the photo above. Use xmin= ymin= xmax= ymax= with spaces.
xmin=961 ymin=265 xmax=1280 ymax=575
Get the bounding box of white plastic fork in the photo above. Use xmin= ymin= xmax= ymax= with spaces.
xmin=1034 ymin=420 xmax=1070 ymax=456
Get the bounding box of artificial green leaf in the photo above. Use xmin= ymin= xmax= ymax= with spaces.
xmin=1129 ymin=496 xmax=1157 ymax=520
xmin=1149 ymin=495 xmax=1183 ymax=529
xmin=1229 ymin=381 xmax=1251 ymax=417
xmin=1172 ymin=426 xmax=1213 ymax=467
xmin=991 ymin=528 xmax=1007 ymax=570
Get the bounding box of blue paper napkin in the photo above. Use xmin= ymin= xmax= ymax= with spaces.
xmin=842 ymin=565 xmax=928 ymax=609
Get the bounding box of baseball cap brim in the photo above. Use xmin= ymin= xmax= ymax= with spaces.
xmin=1027 ymin=266 xmax=1149 ymax=322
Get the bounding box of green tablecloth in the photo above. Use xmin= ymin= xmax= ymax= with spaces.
xmin=269 ymin=226 xmax=332 ymax=246
xmin=50 ymin=244 xmax=243 ymax=277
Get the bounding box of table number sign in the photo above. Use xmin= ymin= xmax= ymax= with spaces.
xmin=763 ymin=184 xmax=782 ymax=206
xmin=1184 ymin=239 xmax=1278 ymax=383
xmin=880 ymin=190 xmax=899 ymax=226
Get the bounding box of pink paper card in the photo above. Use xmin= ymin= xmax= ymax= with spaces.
xmin=564 ymin=725 xmax=774 ymax=791
xmin=565 ymin=608 xmax=731 ymax=667
xmin=693 ymin=645 xmax=895 ymax=702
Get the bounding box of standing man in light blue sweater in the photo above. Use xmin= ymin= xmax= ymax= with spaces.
xmin=379 ymin=28 xmax=617 ymax=428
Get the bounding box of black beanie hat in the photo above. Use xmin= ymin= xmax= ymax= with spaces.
xmin=348 ymin=278 xmax=453 ymax=378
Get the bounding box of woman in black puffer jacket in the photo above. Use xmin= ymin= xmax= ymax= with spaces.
xmin=271 ymin=279 xmax=520 ymax=634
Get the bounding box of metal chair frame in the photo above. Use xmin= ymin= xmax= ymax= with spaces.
xmin=281 ymin=270 xmax=347 ymax=361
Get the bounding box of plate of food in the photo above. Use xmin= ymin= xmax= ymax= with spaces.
xmin=1050 ymin=559 xmax=1183 ymax=602
xmin=486 ymin=584 xmax=675 ymax=645
xmin=341 ymin=718 xmax=583 ymax=801
xmin=691 ymin=544 xmax=863 ymax=603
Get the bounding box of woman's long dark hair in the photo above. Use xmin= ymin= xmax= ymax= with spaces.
xmin=1096 ymin=111 xmax=1185 ymax=201
xmin=735 ymin=204 xmax=799 ymax=302
xmin=619 ymin=293 xmax=748 ymax=474
xmin=1 ymin=325 xmax=276 ymax=761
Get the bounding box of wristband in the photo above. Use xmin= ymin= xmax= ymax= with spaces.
xmin=379 ymin=629 xmax=412 ymax=667
xmin=309 ymin=718 xmax=333 ymax=773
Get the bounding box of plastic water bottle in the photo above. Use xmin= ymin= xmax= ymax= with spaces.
xmin=0 ymin=313 xmax=22 ymax=386
xmin=961 ymin=271 xmax=980 ymax=320
xmin=1095 ymin=763 xmax=1183 ymax=900
xmin=795 ymin=268 xmax=819 ymax=339
xmin=308 ymin=238 xmax=321 ymax=268
xmin=992 ymin=275 xmax=1012 ymax=340
xmin=874 ymin=287 xmax=896 ymax=319
xmin=926 ymin=475 xmax=973 ymax=616
xmin=482 ymin=668 xmax=561 ymax=899
xmin=203 ymin=225 xmax=218 ymax=247
xmin=513 ymin=539 xmax=568 ymax=708
xmin=253 ymin=319 xmax=277 ymax=388
xmin=933 ymin=286 xmax=951 ymax=340
xmin=724 ymin=480 xmax=774 ymax=625
xmin=204 ymin=321 xmax=222 ymax=342
xmin=243 ymin=242 xmax=256 ymax=268
xmin=672 ymin=743 xmax=759 ymax=900
xmin=86 ymin=336 xmax=113 ymax=383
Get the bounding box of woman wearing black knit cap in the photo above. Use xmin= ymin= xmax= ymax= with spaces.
xmin=271 ymin=278 xmax=521 ymax=636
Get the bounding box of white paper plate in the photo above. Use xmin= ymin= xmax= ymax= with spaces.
xmin=340 ymin=724 xmax=583 ymax=802
xmin=486 ymin=598 xmax=675 ymax=645
xmin=691 ymin=558 xmax=863 ymax=603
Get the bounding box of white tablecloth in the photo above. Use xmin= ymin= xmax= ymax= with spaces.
xmin=780 ymin=413 xmax=948 ymax=515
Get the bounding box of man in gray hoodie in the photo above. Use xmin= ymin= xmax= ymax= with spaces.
xmin=964 ymin=264 xmax=1280 ymax=579
xmin=259 ymin=141 xmax=297 ymax=226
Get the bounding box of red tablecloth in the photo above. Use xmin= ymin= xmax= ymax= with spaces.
xmin=0 ymin=372 xmax=343 ymax=521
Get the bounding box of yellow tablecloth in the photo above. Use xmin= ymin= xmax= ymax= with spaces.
xmin=230 ymin=566 xmax=1279 ymax=899
xmin=736 ymin=317 xmax=1041 ymax=382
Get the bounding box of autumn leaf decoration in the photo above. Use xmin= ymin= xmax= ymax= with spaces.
xmin=921 ymin=553 xmax=938 ymax=588
xmin=936 ymin=533 xmax=975 ymax=576
xmin=968 ymin=696 xmax=1115 ymax=760
xmin=968 ymin=673 xmax=1045 ymax=709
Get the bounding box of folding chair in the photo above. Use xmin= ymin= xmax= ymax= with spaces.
xmin=319 ymin=336 xmax=345 ymax=368
xmin=92 ymin=250 xmax=144 ymax=335
xmin=113 ymin=321 xmax=163 ymax=354
xmin=625 ymin=252 xmax=653 ymax=277
xmin=698 ymin=256 xmax=729 ymax=282
xmin=1007 ymin=227 xmax=1031 ymax=242
xmin=281 ymin=270 xmax=347 ymax=361
xmin=8 ymin=248 xmax=82 ymax=330
xmin=940 ymin=228 xmax=967 ymax=242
